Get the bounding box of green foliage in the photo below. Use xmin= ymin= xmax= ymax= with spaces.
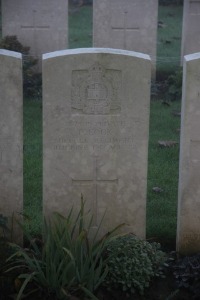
xmin=0 ymin=214 xmax=19 ymax=300
xmin=6 ymin=198 xmax=122 ymax=300
xmin=0 ymin=35 xmax=42 ymax=99
xmin=0 ymin=214 xmax=9 ymax=239
xmin=0 ymin=35 xmax=30 ymax=53
xmin=103 ymin=234 xmax=167 ymax=296
xmin=159 ymin=0 xmax=183 ymax=5
xmin=167 ymin=68 xmax=183 ymax=101
xmin=174 ymin=254 xmax=200 ymax=298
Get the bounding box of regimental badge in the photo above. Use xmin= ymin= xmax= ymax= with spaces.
xmin=71 ymin=63 xmax=122 ymax=115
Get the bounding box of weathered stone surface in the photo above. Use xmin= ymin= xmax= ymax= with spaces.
xmin=43 ymin=48 xmax=151 ymax=238
xmin=181 ymin=0 xmax=200 ymax=61
xmin=2 ymin=0 xmax=68 ymax=64
xmin=93 ymin=0 xmax=158 ymax=74
xmin=0 ymin=50 xmax=23 ymax=244
xmin=177 ymin=53 xmax=200 ymax=255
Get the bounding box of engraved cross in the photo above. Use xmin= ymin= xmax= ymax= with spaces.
xmin=20 ymin=10 xmax=50 ymax=55
xmin=111 ymin=11 xmax=139 ymax=49
xmin=21 ymin=10 xmax=50 ymax=31
xmin=72 ymin=156 xmax=118 ymax=225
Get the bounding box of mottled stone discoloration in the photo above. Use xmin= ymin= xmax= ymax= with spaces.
xmin=43 ymin=48 xmax=151 ymax=238
xmin=177 ymin=53 xmax=200 ymax=254
xmin=0 ymin=50 xmax=23 ymax=244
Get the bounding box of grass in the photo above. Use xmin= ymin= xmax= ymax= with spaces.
xmin=146 ymin=100 xmax=180 ymax=247
xmin=157 ymin=5 xmax=183 ymax=79
xmin=69 ymin=6 xmax=92 ymax=48
xmin=22 ymin=4 xmax=183 ymax=247
xmin=23 ymin=100 xmax=42 ymax=236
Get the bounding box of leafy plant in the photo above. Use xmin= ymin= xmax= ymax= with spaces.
xmin=0 ymin=214 xmax=9 ymax=240
xmin=0 ymin=35 xmax=42 ymax=99
xmin=6 ymin=197 xmax=123 ymax=300
xmin=166 ymin=68 xmax=183 ymax=101
xmin=0 ymin=213 xmax=20 ymax=299
xmin=103 ymin=234 xmax=167 ymax=296
xmin=174 ymin=254 xmax=200 ymax=299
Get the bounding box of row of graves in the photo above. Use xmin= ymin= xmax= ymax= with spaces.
xmin=1 ymin=0 xmax=200 ymax=255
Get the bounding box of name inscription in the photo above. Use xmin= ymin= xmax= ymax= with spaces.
xmin=52 ymin=118 xmax=138 ymax=153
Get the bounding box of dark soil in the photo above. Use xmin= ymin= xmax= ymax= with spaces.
xmin=0 ymin=241 xmax=198 ymax=300
xmin=0 ymin=272 xmax=195 ymax=300
xmin=97 ymin=273 xmax=192 ymax=300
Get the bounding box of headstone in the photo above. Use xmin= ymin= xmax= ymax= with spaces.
xmin=93 ymin=0 xmax=158 ymax=74
xmin=0 ymin=50 xmax=23 ymax=244
xmin=43 ymin=48 xmax=151 ymax=238
xmin=177 ymin=52 xmax=200 ymax=255
xmin=181 ymin=0 xmax=200 ymax=61
xmin=2 ymin=0 xmax=68 ymax=66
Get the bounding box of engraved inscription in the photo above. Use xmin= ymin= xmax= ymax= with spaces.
xmin=71 ymin=63 xmax=121 ymax=115
xmin=52 ymin=118 xmax=140 ymax=153
xmin=181 ymin=233 xmax=200 ymax=251
xmin=72 ymin=156 xmax=118 ymax=225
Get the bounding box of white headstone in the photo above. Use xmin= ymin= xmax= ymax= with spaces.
xmin=2 ymin=0 xmax=68 ymax=65
xmin=93 ymin=0 xmax=158 ymax=74
xmin=177 ymin=52 xmax=200 ymax=254
xmin=43 ymin=48 xmax=151 ymax=238
xmin=181 ymin=0 xmax=200 ymax=61
xmin=0 ymin=49 xmax=23 ymax=244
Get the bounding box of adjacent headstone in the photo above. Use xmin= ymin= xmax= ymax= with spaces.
xmin=2 ymin=0 xmax=68 ymax=65
xmin=177 ymin=53 xmax=200 ymax=255
xmin=43 ymin=48 xmax=151 ymax=238
xmin=181 ymin=0 xmax=200 ymax=61
xmin=93 ymin=0 xmax=158 ymax=74
xmin=0 ymin=50 xmax=23 ymax=244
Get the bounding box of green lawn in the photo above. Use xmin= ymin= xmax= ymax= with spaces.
xmin=23 ymin=4 xmax=183 ymax=247
xmin=157 ymin=5 xmax=183 ymax=79
xmin=147 ymin=100 xmax=180 ymax=247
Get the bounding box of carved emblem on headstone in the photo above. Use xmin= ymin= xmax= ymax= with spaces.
xmin=71 ymin=63 xmax=121 ymax=114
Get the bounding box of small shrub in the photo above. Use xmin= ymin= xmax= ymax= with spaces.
xmin=166 ymin=68 xmax=183 ymax=101
xmin=6 ymin=197 xmax=123 ymax=300
xmin=0 ymin=35 xmax=42 ymax=99
xmin=0 ymin=214 xmax=19 ymax=299
xmin=174 ymin=254 xmax=200 ymax=299
xmin=104 ymin=234 xmax=167 ymax=296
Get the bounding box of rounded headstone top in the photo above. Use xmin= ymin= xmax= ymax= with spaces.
xmin=43 ymin=48 xmax=151 ymax=61
xmin=0 ymin=49 xmax=22 ymax=59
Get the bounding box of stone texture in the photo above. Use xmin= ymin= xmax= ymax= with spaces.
xmin=0 ymin=50 xmax=23 ymax=244
xmin=43 ymin=48 xmax=151 ymax=238
xmin=181 ymin=0 xmax=200 ymax=61
xmin=2 ymin=0 xmax=68 ymax=65
xmin=93 ymin=0 xmax=158 ymax=74
xmin=177 ymin=53 xmax=200 ymax=255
